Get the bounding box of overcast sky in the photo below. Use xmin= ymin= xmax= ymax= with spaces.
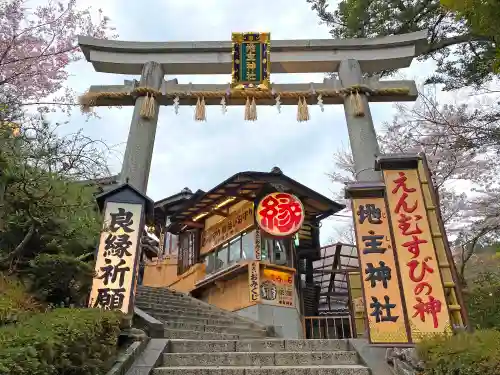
xmin=56 ymin=0 xmax=438 ymax=244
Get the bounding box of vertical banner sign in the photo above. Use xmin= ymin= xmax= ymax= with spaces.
xmin=254 ymin=229 xmax=262 ymax=260
xmin=352 ymin=197 xmax=410 ymax=344
xmin=158 ymin=227 xmax=165 ymax=256
xmin=248 ymin=262 xmax=261 ymax=303
xmin=89 ymin=202 xmax=143 ymax=314
xmin=231 ymin=32 xmax=271 ymax=90
xmin=383 ymin=169 xmax=452 ymax=341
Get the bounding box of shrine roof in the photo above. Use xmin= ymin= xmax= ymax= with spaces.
xmin=95 ymin=182 xmax=155 ymax=220
xmin=168 ymin=169 xmax=345 ymax=229
xmin=152 ymin=188 xmax=203 ymax=227
xmin=154 ymin=187 xmax=197 ymax=211
xmin=77 ymin=174 xmax=120 ymax=194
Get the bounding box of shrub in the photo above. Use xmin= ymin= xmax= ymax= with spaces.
xmin=0 ymin=308 xmax=121 ymax=375
xmin=28 ymin=254 xmax=94 ymax=307
xmin=0 ymin=274 xmax=40 ymax=325
xmin=465 ymin=282 xmax=500 ymax=330
xmin=417 ymin=329 xmax=500 ymax=375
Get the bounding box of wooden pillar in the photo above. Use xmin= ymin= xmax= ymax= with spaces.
xmin=120 ymin=61 xmax=164 ymax=193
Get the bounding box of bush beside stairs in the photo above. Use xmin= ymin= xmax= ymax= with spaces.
xmin=135 ymin=285 xmax=371 ymax=374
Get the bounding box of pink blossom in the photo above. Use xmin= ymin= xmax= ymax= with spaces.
xmin=0 ymin=0 xmax=117 ymax=109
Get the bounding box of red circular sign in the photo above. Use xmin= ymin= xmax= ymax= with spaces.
xmin=256 ymin=192 xmax=305 ymax=237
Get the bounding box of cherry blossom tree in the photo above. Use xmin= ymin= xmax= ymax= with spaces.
xmin=329 ymin=88 xmax=500 ymax=279
xmin=0 ymin=0 xmax=117 ymax=113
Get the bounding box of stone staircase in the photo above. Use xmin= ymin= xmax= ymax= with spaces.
xmin=134 ymin=285 xmax=370 ymax=375
xmin=136 ymin=285 xmax=270 ymax=340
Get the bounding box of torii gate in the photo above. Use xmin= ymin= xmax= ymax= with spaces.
xmin=78 ymin=31 xmax=426 ymax=193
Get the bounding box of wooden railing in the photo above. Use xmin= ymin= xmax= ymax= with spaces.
xmin=303 ymin=315 xmax=353 ymax=339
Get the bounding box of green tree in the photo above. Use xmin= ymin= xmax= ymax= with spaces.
xmin=28 ymin=254 xmax=94 ymax=307
xmin=307 ymin=0 xmax=498 ymax=89
xmin=441 ymin=0 xmax=500 ymax=70
xmin=0 ymin=112 xmax=111 ymax=290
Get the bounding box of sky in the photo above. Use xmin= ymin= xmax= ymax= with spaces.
xmin=56 ymin=0 xmax=438 ymax=244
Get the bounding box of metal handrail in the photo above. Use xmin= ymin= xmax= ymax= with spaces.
xmin=303 ymin=315 xmax=353 ymax=339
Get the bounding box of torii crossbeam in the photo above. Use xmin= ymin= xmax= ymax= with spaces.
xmin=78 ymin=31 xmax=427 ymax=193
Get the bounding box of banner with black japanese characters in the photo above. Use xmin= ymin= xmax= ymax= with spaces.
xmin=88 ymin=202 xmax=143 ymax=314
xmin=248 ymin=261 xmax=261 ymax=303
xmin=352 ymin=196 xmax=410 ymax=344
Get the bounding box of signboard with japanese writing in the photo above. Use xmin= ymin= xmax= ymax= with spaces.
xmin=231 ymin=32 xmax=270 ymax=90
xmin=248 ymin=262 xmax=261 ymax=303
xmin=256 ymin=192 xmax=305 ymax=238
xmin=158 ymin=228 xmax=165 ymax=254
xmin=352 ymin=196 xmax=410 ymax=344
xmin=254 ymin=229 xmax=262 ymax=260
xmin=260 ymin=268 xmax=295 ymax=307
xmin=88 ymin=202 xmax=143 ymax=314
xmin=200 ymin=201 xmax=254 ymax=255
xmin=383 ymin=169 xmax=452 ymax=341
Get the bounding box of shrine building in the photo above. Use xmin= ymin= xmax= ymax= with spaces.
xmin=142 ymin=167 xmax=365 ymax=339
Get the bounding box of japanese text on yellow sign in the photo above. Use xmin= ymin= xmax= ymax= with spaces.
xmin=89 ymin=202 xmax=142 ymax=314
xmin=352 ymin=197 xmax=410 ymax=344
xmin=260 ymin=268 xmax=294 ymax=307
xmin=248 ymin=262 xmax=261 ymax=303
xmin=383 ymin=169 xmax=451 ymax=341
xmin=254 ymin=229 xmax=262 ymax=260
xmin=200 ymin=201 xmax=254 ymax=255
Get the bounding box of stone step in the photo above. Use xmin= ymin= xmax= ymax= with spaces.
xmin=164 ymin=329 xmax=266 ymax=340
xmin=166 ymin=339 xmax=351 ymax=353
xmin=136 ymin=292 xmax=269 ymax=330
xmin=136 ymin=291 xmax=192 ymax=300
xmin=136 ymin=297 xmax=225 ymax=311
xmin=137 ymin=286 xmax=183 ymax=294
xmin=137 ymin=299 xmax=227 ymax=312
xmin=137 ymin=304 xmax=254 ymax=324
xmin=158 ymin=315 xmax=254 ymax=328
xmin=136 ymin=291 xmax=198 ymax=299
xmin=136 ymin=298 xmax=235 ymax=312
xmin=136 ymin=298 xmax=201 ymax=307
xmin=152 ymin=365 xmax=370 ymax=375
xmin=140 ymin=307 xmax=250 ymax=322
xmin=163 ymin=321 xmax=267 ymax=335
xmin=162 ymin=351 xmax=358 ymax=367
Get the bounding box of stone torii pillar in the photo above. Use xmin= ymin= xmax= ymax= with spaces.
xmin=339 ymin=60 xmax=380 ymax=181
xmin=78 ymin=31 xmax=427 ymax=189
xmin=120 ymin=62 xmax=163 ymax=193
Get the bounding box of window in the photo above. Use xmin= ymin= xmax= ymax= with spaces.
xmin=164 ymin=232 xmax=179 ymax=256
xmin=203 ymin=230 xmax=255 ymax=275
xmin=262 ymin=239 xmax=271 ymax=261
xmin=216 ymin=244 xmax=228 ymax=271
xmin=164 ymin=217 xmax=178 ymax=256
xmin=204 ymin=252 xmax=215 ymax=274
xmin=273 ymin=240 xmax=286 ymax=264
xmin=178 ymin=229 xmax=198 ymax=275
xmin=241 ymin=231 xmax=254 ymax=260
xmin=261 ymin=237 xmax=288 ymax=265
xmin=229 ymin=236 xmax=242 ymax=264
